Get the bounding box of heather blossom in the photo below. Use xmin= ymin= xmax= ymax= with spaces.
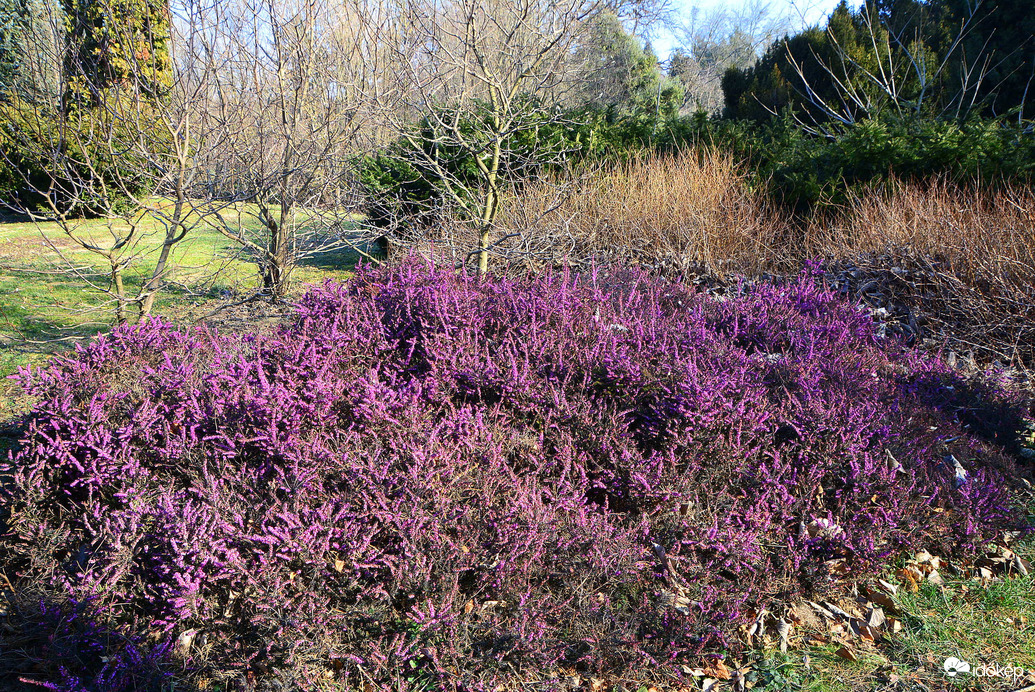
xmin=2 ymin=259 xmax=1029 ymax=689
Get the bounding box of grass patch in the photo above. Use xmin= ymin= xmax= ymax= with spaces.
xmin=883 ymin=550 xmax=1035 ymax=689
xmin=0 ymin=206 xmax=368 ymax=390
xmin=743 ymin=507 xmax=1035 ymax=691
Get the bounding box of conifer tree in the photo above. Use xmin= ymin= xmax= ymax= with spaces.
xmin=62 ymin=0 xmax=172 ymax=105
xmin=0 ymin=0 xmax=30 ymax=98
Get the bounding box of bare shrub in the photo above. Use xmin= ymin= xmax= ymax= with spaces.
xmin=494 ymin=149 xmax=788 ymax=276
xmin=810 ymin=179 xmax=1035 ymax=370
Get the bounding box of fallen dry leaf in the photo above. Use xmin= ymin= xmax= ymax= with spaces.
xmin=835 ymin=646 xmax=858 ymax=662
xmin=867 ymin=591 xmax=899 ymax=614
xmin=896 ymin=567 xmax=920 ymax=592
xmin=856 ymin=623 xmax=877 ymax=642
xmin=823 ymin=601 xmax=858 ymax=620
xmin=866 ymin=607 xmax=886 ymax=629
xmin=703 ymin=659 xmax=731 ymax=680
xmin=808 ymin=600 xmax=835 ymax=619
xmin=807 ymin=518 xmax=844 ymax=539
xmin=175 ymin=628 xmax=198 ymax=654
xmin=876 ymin=579 xmax=898 ymax=596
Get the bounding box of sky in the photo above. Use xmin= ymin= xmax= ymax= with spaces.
xmin=650 ymin=0 xmax=849 ymax=59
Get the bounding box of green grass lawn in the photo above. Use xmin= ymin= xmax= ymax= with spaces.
xmin=0 ymin=205 xmax=372 ymax=420
xmin=748 ymin=534 xmax=1035 ymax=691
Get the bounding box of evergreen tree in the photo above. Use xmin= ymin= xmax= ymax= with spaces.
xmin=62 ymin=0 xmax=172 ymax=106
xmin=0 ymin=0 xmax=29 ymax=98
xmin=942 ymin=0 xmax=1035 ymax=118
xmin=721 ymin=0 xmax=1035 ymax=123
xmin=576 ymin=11 xmax=682 ymax=121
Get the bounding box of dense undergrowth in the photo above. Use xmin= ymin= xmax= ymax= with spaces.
xmin=1 ymin=260 xmax=1032 ymax=690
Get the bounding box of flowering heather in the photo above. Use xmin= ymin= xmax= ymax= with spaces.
xmin=0 ymin=597 xmax=172 ymax=692
xmin=1 ymin=260 xmax=1030 ymax=688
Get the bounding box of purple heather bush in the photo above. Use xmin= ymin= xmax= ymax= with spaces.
xmin=1 ymin=259 xmax=1031 ymax=689
xmin=0 ymin=597 xmax=173 ymax=692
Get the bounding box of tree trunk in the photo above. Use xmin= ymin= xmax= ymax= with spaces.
xmin=477 ymin=138 xmax=502 ymax=275
xmin=138 ymin=235 xmax=176 ymax=319
xmin=262 ymin=255 xmax=288 ymax=299
xmin=111 ymin=263 xmax=128 ymax=325
xmin=478 ymin=226 xmax=491 ymax=275
xmin=260 ymin=204 xmax=291 ymax=299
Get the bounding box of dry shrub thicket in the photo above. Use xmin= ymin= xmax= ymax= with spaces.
xmin=492 ymin=153 xmax=1035 ymax=372
xmin=821 ymin=181 xmax=1035 ymax=368
xmin=494 ymin=150 xmax=786 ymax=275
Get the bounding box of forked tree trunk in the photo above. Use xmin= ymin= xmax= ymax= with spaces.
xmin=260 ymin=204 xmax=293 ymax=299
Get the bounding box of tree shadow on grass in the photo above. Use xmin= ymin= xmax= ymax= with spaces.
xmin=295 ymin=239 xmax=381 ymax=273
xmin=0 ymin=306 xmax=109 ymax=348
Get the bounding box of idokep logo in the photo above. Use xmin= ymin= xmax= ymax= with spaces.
xmin=943 ymin=657 xmax=1028 ymax=682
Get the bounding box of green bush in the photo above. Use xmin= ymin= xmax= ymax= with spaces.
xmin=356 ymin=102 xmax=605 ymax=234
xmin=0 ymin=101 xmax=56 ymax=213
xmin=653 ymin=112 xmax=1035 ymax=212
xmin=755 ymin=115 xmax=1035 ymax=210
xmin=0 ymin=96 xmax=162 ymax=217
xmin=358 ymin=91 xmax=1033 ymax=226
xmin=355 ymin=150 xmax=440 ymax=233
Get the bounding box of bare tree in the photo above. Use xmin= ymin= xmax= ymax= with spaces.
xmin=1 ymin=0 xmax=217 ymax=324
xmin=610 ymin=0 xmax=671 ymax=39
xmin=373 ymin=0 xmax=604 ymax=274
xmin=4 ymin=0 xmax=400 ymax=326
xmin=670 ymin=0 xmax=794 ymax=114
xmin=187 ymin=0 xmax=388 ymax=299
